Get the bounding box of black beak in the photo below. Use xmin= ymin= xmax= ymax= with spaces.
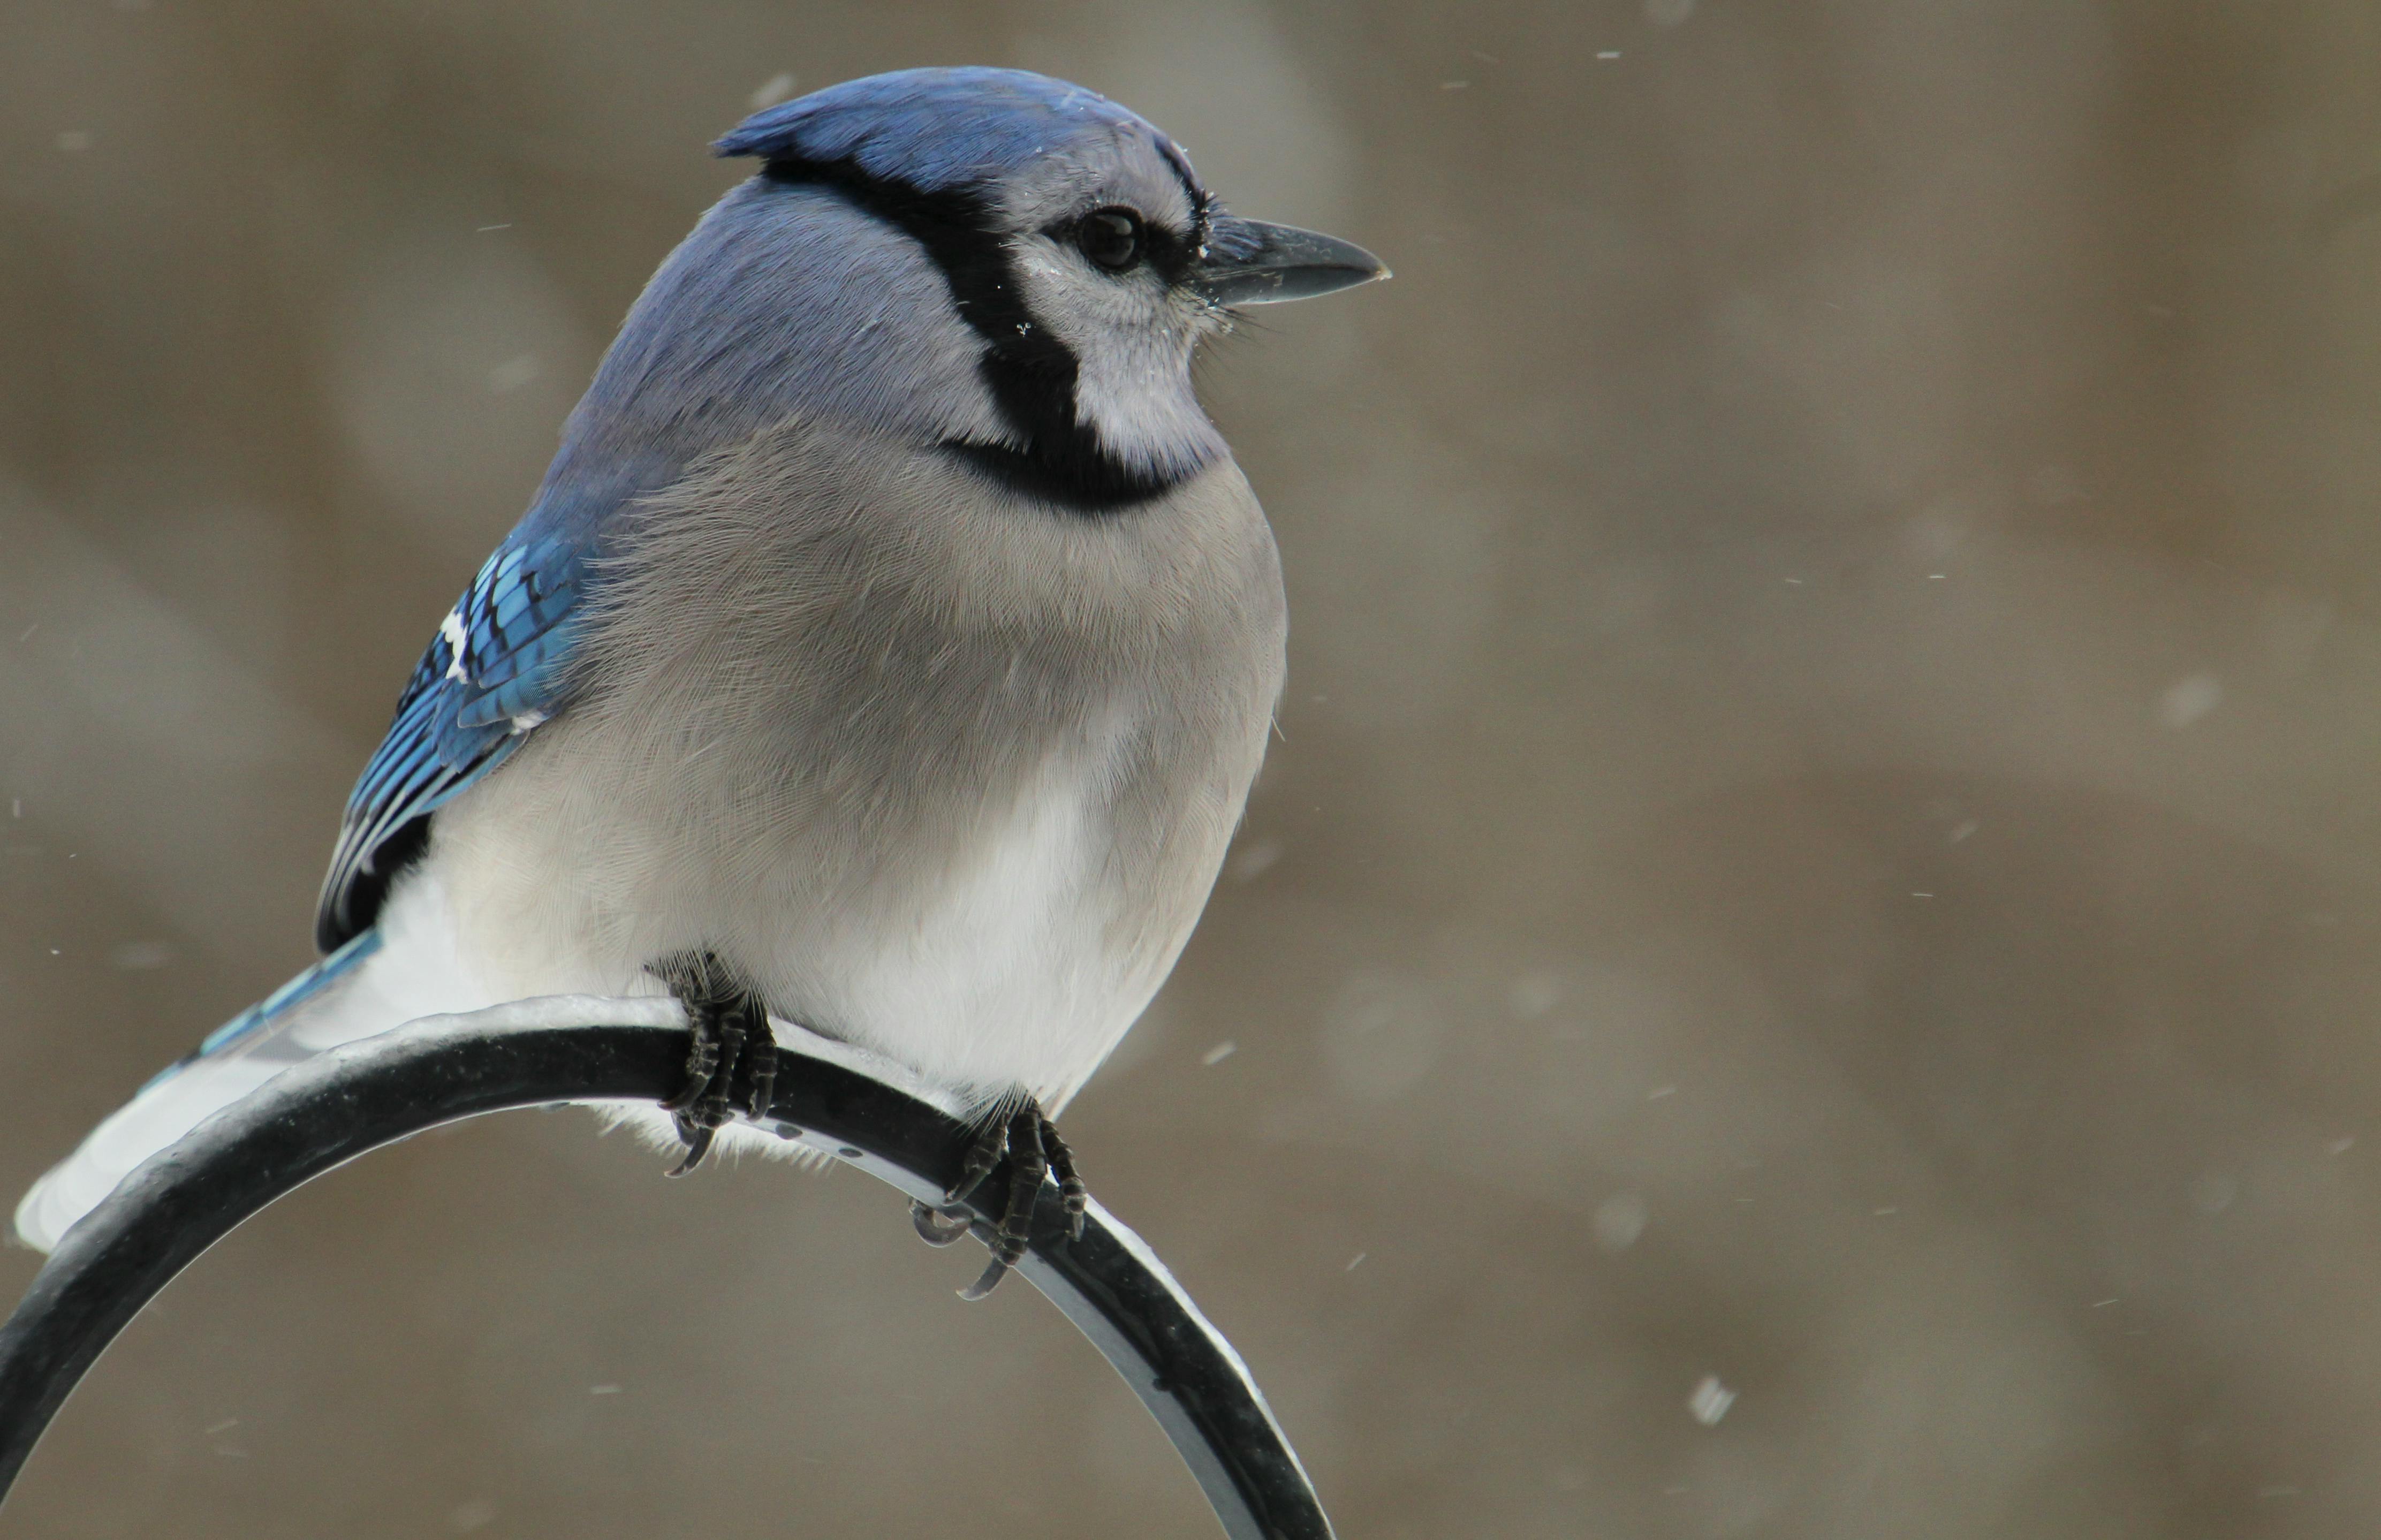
xmin=1192 ymin=216 xmax=1391 ymax=306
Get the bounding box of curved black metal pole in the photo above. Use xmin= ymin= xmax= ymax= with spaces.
xmin=0 ymin=999 xmax=1332 ymax=1540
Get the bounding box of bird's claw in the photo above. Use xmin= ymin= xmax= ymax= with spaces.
xmin=931 ymin=1102 xmax=1087 ymax=1298
xmin=648 ymin=951 xmax=777 ymax=1177
xmin=910 ymin=1200 xmax=973 ymax=1247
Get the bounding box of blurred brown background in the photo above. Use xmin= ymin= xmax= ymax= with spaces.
xmin=6 ymin=1 xmax=2381 ymax=1535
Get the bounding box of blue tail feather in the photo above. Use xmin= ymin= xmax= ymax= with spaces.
xmin=146 ymin=929 xmax=386 ymax=1090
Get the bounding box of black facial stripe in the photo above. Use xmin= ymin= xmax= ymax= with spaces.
xmin=761 ymin=155 xmax=1187 ymax=513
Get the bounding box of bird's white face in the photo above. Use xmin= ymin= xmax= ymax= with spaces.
xmin=992 ymin=133 xmax=1230 ymax=485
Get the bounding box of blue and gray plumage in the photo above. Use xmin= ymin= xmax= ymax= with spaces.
xmin=16 ymin=66 xmax=1386 ymax=1254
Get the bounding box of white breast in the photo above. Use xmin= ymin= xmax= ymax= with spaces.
xmin=801 ymin=733 xmax=1141 ymax=1106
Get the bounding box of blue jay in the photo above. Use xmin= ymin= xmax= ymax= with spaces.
xmin=16 ymin=67 xmax=1385 ymax=1295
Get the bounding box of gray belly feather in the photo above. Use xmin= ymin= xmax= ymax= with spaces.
xmin=432 ymin=419 xmax=1285 ymax=1107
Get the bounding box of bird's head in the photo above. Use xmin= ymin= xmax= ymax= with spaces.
xmin=580 ymin=68 xmax=1385 ymax=515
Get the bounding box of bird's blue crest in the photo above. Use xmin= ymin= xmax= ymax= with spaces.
xmin=715 ymin=67 xmax=1196 ymax=196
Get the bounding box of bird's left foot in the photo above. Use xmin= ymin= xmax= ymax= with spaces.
xmin=909 ymin=1103 xmax=1088 ymax=1300
xmin=649 ymin=951 xmax=777 ymax=1177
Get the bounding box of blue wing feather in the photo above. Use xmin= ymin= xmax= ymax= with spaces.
xmin=314 ymin=531 xmax=590 ymax=949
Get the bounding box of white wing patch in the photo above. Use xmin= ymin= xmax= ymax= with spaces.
xmin=441 ymin=608 xmax=471 ymax=683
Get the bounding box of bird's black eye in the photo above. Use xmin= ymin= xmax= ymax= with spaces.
xmin=1076 ymin=207 xmax=1146 ymax=272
